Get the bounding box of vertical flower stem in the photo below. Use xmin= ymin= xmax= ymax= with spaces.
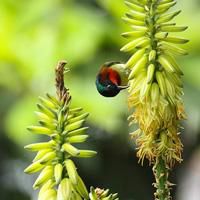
xmin=153 ymin=157 xmax=171 ymax=200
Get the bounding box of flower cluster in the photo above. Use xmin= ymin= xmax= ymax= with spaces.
xmin=121 ymin=0 xmax=188 ymax=167
xmin=25 ymin=61 xmax=119 ymax=200
xmin=24 ymin=92 xmax=96 ymax=199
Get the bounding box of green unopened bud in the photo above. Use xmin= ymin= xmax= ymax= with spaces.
xmin=160 ymin=25 xmax=187 ymax=32
xmin=27 ymin=126 xmax=52 ymax=136
xmin=156 ymin=71 xmax=167 ymax=97
xmin=150 ymin=83 xmax=160 ymax=106
xmin=147 ymin=64 xmax=155 ymax=83
xmin=39 ymin=152 xmax=56 ymax=164
xmin=75 ymin=175 xmax=89 ymax=199
xmin=122 ymin=30 xmax=146 ymax=39
xmin=121 ymin=37 xmax=149 ymax=52
xmin=65 ymin=120 xmax=85 ymax=132
xmin=159 ymin=36 xmax=189 ymax=44
xmin=35 ymin=111 xmax=52 ymax=122
xmin=57 ymin=109 xmax=66 ymax=127
xmin=67 ymin=127 xmax=89 ymax=137
xmin=64 ymin=159 xmax=78 ymax=185
xmin=69 ymin=107 xmax=83 ymax=114
xmin=158 ymin=55 xmax=175 ymax=73
xmin=149 ymin=50 xmax=156 ymax=61
xmin=38 ymin=180 xmax=55 ymax=200
xmin=57 ymin=178 xmax=72 ymax=200
xmin=128 ymin=56 xmax=148 ymax=80
xmin=33 ymin=166 xmax=53 ymax=189
xmin=46 ymin=93 xmax=60 ymax=107
xmin=39 ymin=96 xmax=58 ymax=110
xmin=160 ymin=43 xmax=188 ymax=56
xmin=24 ymin=141 xmax=54 ymax=151
xmin=140 ymin=78 xmax=151 ymax=101
xmin=157 ymin=1 xmax=176 ymax=12
xmin=39 ymin=120 xmax=57 ymax=129
xmin=54 ymin=163 xmax=63 ymax=184
xmin=62 ymin=143 xmax=80 ymax=156
xmin=124 ymin=1 xmax=145 ymax=12
xmin=37 ymin=103 xmax=57 ymax=119
xmin=33 ymin=149 xmax=54 ymax=162
xmin=67 ymin=135 xmax=89 ymax=143
xmin=125 ymin=48 xmax=146 ymax=69
xmin=157 ymin=10 xmax=181 ymax=24
xmin=24 ymin=162 xmax=44 ymax=174
xmin=76 ymin=150 xmax=97 ymax=158
xmin=71 ymin=191 xmax=82 ymax=200
xmin=68 ymin=112 xmax=89 ymax=124
xmin=38 ymin=189 xmax=57 ymax=200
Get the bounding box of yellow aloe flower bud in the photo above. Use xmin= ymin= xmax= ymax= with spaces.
xmin=24 ymin=162 xmax=44 ymax=174
xmin=57 ymin=178 xmax=72 ymax=200
xmin=33 ymin=166 xmax=53 ymax=189
xmin=62 ymin=143 xmax=80 ymax=157
xmin=54 ymin=163 xmax=63 ymax=184
xmin=64 ymin=159 xmax=78 ymax=185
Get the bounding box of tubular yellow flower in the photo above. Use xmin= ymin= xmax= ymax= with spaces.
xmin=24 ymin=61 xmax=96 ymax=200
xmin=25 ymin=61 xmax=118 ymax=200
xmin=122 ymin=0 xmax=187 ymax=166
xmin=121 ymin=0 xmax=188 ymax=199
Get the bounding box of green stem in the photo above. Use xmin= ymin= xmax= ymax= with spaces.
xmin=153 ymin=157 xmax=171 ymax=200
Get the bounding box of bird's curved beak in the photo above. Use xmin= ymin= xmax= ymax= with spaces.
xmin=117 ymin=85 xmax=129 ymax=90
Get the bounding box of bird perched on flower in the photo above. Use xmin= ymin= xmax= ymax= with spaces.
xmin=96 ymin=61 xmax=129 ymax=97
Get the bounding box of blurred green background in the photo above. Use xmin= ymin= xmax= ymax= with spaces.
xmin=0 ymin=0 xmax=199 ymax=199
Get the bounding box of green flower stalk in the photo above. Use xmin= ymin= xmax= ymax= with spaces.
xmin=121 ymin=0 xmax=188 ymax=199
xmin=25 ymin=61 xmax=118 ymax=200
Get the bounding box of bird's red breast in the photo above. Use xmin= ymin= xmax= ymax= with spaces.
xmin=100 ymin=67 xmax=121 ymax=85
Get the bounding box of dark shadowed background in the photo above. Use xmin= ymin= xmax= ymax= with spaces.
xmin=0 ymin=0 xmax=199 ymax=199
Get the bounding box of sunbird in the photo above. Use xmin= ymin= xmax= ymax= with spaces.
xmin=96 ymin=61 xmax=129 ymax=97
